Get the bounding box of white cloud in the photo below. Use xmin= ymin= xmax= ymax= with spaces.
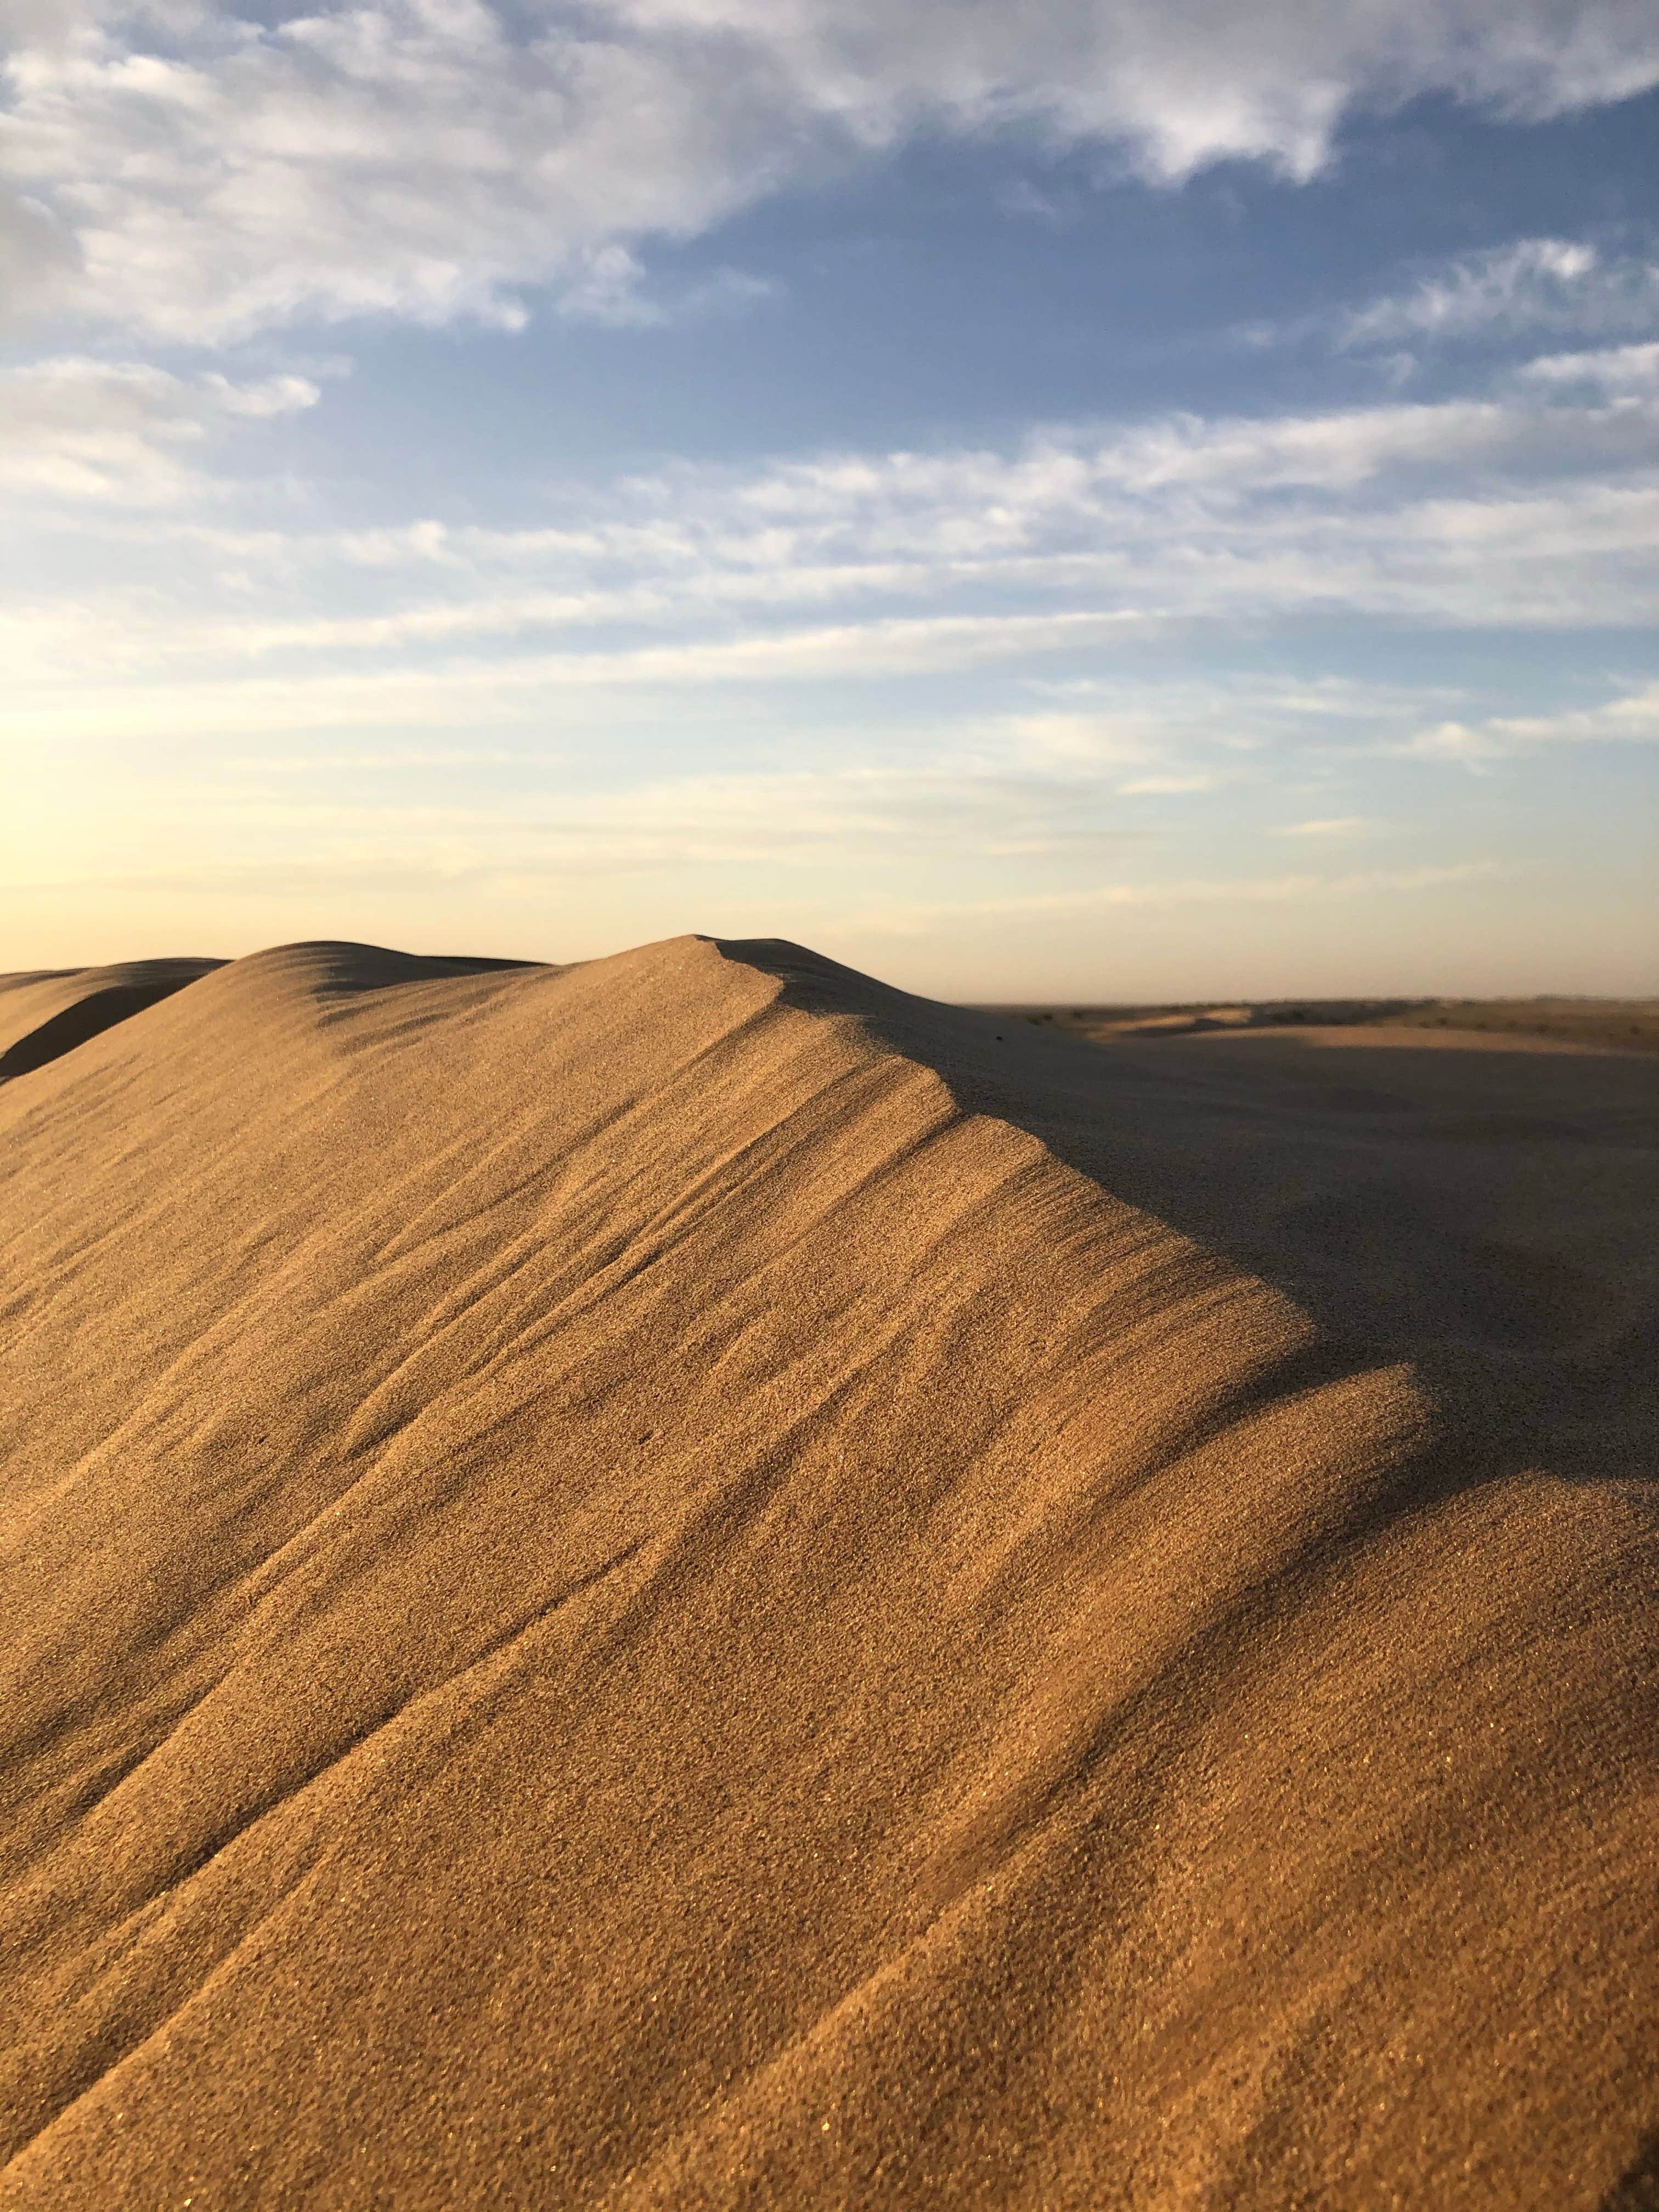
xmin=1519 ymin=339 xmax=1659 ymax=392
xmin=1235 ymin=234 xmax=1659 ymax=367
xmin=1338 ymin=237 xmax=1659 ymax=348
xmin=0 ymin=355 xmax=318 ymax=501
xmin=1276 ymin=814 xmax=1370 ymax=834
xmin=2 ymin=1 xmax=1657 ymax=343
xmin=551 ymin=242 xmax=775 ymax=326
xmin=7 ymin=372 xmax=1656 ymax=714
xmin=1400 ymin=681 xmax=1659 ymax=760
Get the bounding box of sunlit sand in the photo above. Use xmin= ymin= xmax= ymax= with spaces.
xmin=1 ymin=937 xmax=1654 ymax=2207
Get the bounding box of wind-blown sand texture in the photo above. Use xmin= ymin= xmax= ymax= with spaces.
xmin=1 ymin=935 xmax=1655 ymax=2209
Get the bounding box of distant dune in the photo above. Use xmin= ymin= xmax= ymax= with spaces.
xmin=1 ymin=936 xmax=1655 ymax=2209
xmin=995 ymin=996 xmax=1659 ymax=1052
xmin=0 ymin=958 xmax=225 ymax=1080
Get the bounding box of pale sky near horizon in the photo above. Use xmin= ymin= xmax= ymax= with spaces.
xmin=3 ymin=0 xmax=1658 ymax=999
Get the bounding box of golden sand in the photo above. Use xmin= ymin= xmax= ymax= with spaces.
xmin=1 ymin=936 xmax=1654 ymax=2208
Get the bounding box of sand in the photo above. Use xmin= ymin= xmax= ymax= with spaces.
xmin=0 ymin=959 xmax=224 ymax=1080
xmin=0 ymin=934 xmax=1655 ymax=2209
xmin=993 ymin=1000 xmax=1659 ymax=1053
xmin=1190 ymin=1022 xmax=1645 ymax=1053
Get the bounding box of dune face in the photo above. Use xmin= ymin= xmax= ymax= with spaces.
xmin=0 ymin=936 xmax=1655 ymax=2209
xmin=0 ymin=959 xmax=227 ymax=1082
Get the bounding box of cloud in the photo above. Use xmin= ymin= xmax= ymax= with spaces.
xmin=0 ymin=356 xmax=319 ymax=501
xmin=3 ymin=751 xmax=1152 ymax=891
xmin=9 ymin=366 xmax=1656 ymax=716
xmin=552 ymin=242 xmax=775 ymax=326
xmin=849 ymin=860 xmax=1500 ymax=933
xmin=1276 ymin=815 xmax=1370 ymax=834
xmin=0 ymin=609 xmax=1170 ymax=742
xmin=1338 ymin=237 xmax=1659 ymax=348
xmin=1239 ymin=235 xmax=1659 ymax=360
xmin=1399 ymin=681 xmax=1659 ymax=759
xmin=3 ymin=0 xmax=1657 ymax=342
xmin=1518 ymin=338 xmax=1659 ymax=392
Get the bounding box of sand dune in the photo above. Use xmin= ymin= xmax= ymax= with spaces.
xmin=0 ymin=935 xmax=1655 ymax=2209
xmin=0 ymin=959 xmax=225 ymax=1082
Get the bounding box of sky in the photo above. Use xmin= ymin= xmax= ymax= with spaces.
xmin=3 ymin=0 xmax=1657 ymax=998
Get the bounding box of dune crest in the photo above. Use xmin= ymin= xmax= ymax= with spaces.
xmin=0 ymin=935 xmax=1654 ymax=2209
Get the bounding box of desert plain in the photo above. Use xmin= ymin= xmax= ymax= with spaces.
xmin=0 ymin=936 xmax=1655 ymax=2208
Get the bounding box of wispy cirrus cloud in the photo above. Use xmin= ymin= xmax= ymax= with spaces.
xmin=1338 ymin=236 xmax=1659 ymax=349
xmin=1400 ymin=681 xmax=1659 ymax=760
xmin=847 ymin=860 xmax=1501 ymax=935
xmin=1238 ymin=234 xmax=1659 ymax=365
xmin=6 ymin=372 xmax=1656 ymax=725
xmin=1 ymin=749 xmax=1153 ymax=892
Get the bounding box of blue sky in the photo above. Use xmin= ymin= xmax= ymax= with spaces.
xmin=3 ymin=0 xmax=1657 ymax=996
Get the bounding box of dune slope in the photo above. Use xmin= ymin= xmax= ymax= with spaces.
xmin=0 ymin=959 xmax=225 ymax=1082
xmin=0 ymin=935 xmax=1654 ymax=2209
